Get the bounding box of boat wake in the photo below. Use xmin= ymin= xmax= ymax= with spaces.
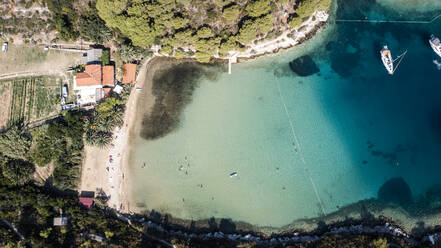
xmin=433 ymin=59 xmax=441 ymax=70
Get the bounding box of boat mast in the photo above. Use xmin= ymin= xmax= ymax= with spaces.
xmin=392 ymin=50 xmax=408 ymax=74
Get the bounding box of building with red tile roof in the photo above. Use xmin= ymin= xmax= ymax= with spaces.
xmin=122 ymin=63 xmax=137 ymax=84
xmin=102 ymin=65 xmax=114 ymax=86
xmin=73 ymin=63 xmax=115 ymax=105
xmin=75 ymin=64 xmax=102 ymax=86
xmin=79 ymin=197 xmax=94 ymax=209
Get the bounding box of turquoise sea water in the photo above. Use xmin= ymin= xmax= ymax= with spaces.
xmin=129 ymin=0 xmax=441 ymax=229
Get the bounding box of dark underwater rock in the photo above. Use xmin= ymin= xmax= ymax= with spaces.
xmin=289 ymin=55 xmax=320 ymax=77
xmin=378 ymin=177 xmax=412 ymax=206
xmin=326 ymin=41 xmax=337 ymax=51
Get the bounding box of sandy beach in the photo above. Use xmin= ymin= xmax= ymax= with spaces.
xmin=79 ymin=11 xmax=329 ymax=213
xmin=80 ymin=58 xmax=156 ymax=211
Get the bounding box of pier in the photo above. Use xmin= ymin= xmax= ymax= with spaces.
xmin=228 ymin=53 xmax=238 ymax=74
xmin=335 ymin=13 xmax=441 ymax=24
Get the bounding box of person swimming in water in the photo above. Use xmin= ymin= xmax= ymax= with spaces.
xmin=292 ymin=142 xmax=298 ymax=152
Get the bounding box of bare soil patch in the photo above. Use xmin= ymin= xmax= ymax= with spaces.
xmin=0 ymin=44 xmax=83 ymax=76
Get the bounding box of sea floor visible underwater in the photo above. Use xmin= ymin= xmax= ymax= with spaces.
xmin=128 ymin=0 xmax=441 ymax=233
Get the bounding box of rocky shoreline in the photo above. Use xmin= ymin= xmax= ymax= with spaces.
xmin=112 ymin=191 xmax=441 ymax=247
xmin=149 ymin=11 xmax=330 ymax=66
xmin=116 ymin=210 xmax=441 ymax=247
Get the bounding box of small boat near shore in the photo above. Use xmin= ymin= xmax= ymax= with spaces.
xmin=429 ymin=35 xmax=441 ymax=58
xmin=380 ymin=45 xmax=407 ymax=75
xmin=229 ymin=172 xmax=238 ymax=178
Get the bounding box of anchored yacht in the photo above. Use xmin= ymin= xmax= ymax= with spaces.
xmin=380 ymin=45 xmax=407 ymax=75
xmin=381 ymin=45 xmax=394 ymax=74
xmin=429 ymin=34 xmax=441 ymax=58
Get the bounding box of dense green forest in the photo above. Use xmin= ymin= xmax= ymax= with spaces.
xmin=96 ymin=0 xmax=331 ymax=62
xmin=0 ymin=184 xmax=150 ymax=247
xmin=0 ymin=182 xmax=422 ymax=247
xmin=1 ymin=0 xmax=331 ymax=62
xmin=34 ymin=0 xmax=331 ymax=62
xmin=0 ymin=111 xmax=84 ymax=190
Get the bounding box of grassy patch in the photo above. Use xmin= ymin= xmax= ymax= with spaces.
xmin=24 ymin=47 xmax=49 ymax=64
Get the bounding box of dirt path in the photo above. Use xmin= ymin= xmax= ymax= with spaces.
xmin=0 ymin=71 xmax=56 ymax=80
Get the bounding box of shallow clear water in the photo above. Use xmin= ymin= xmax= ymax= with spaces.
xmin=129 ymin=0 xmax=441 ymax=228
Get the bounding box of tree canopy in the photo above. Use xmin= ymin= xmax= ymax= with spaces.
xmin=246 ymin=0 xmax=272 ymax=17
xmin=94 ymin=0 xmax=330 ymax=62
xmin=0 ymin=125 xmax=31 ymax=159
xmin=222 ymin=4 xmax=241 ymax=24
xmin=2 ymin=159 xmax=35 ymax=185
xmin=85 ymin=90 xmax=130 ymax=148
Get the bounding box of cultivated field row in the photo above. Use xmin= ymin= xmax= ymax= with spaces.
xmin=0 ymin=76 xmax=61 ymax=129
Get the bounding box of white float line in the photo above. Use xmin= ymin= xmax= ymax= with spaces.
xmin=335 ymin=12 xmax=441 ymax=24
xmin=275 ymin=79 xmax=326 ymax=216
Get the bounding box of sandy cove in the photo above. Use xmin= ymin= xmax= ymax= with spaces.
xmin=80 ymin=57 xmax=155 ymax=211
xmin=80 ymin=10 xmax=329 ymax=212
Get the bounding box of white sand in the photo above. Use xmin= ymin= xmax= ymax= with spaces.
xmin=80 ymin=58 xmax=153 ymax=211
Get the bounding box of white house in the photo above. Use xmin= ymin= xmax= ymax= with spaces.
xmin=73 ymin=64 xmax=114 ymax=105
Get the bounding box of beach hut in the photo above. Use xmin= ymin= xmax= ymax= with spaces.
xmin=53 ymin=216 xmax=69 ymax=226
xmin=113 ymin=85 xmax=123 ymax=94
xmin=79 ymin=197 xmax=94 ymax=209
xmin=122 ymin=63 xmax=137 ymax=84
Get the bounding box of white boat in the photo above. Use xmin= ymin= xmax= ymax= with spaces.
xmin=380 ymin=45 xmax=394 ymax=75
xmin=429 ymin=34 xmax=441 ymax=58
xmin=229 ymin=172 xmax=237 ymax=178
xmin=380 ymin=45 xmax=407 ymax=75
